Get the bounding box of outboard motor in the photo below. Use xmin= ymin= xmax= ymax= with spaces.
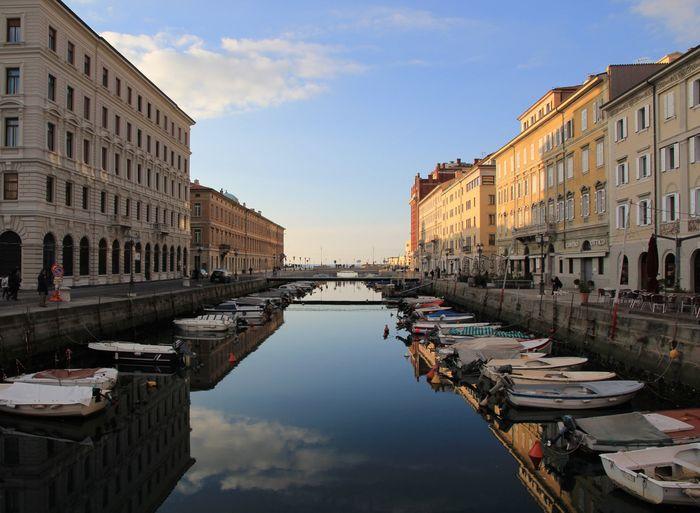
xmin=494 ymin=364 xmax=513 ymax=374
xmin=546 ymin=415 xmax=579 ymax=448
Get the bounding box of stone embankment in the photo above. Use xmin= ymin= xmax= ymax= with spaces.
xmin=431 ymin=280 xmax=700 ymax=393
xmin=0 ymin=279 xmax=270 ymax=362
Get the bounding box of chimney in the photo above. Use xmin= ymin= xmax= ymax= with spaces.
xmin=194 ymin=179 xmax=199 ymax=185
xmin=456 ymin=158 xmax=461 ymax=164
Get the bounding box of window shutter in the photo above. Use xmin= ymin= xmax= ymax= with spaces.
xmin=635 ymin=110 xmax=639 ymax=132
xmin=644 ymin=105 xmax=650 ymax=128
xmin=636 ymin=157 xmax=641 ymax=180
xmin=691 ymin=188 xmax=697 ymax=217
xmin=691 ymin=136 xmax=697 ymax=164
xmin=669 ymin=92 xmax=675 ymax=117
xmin=660 ymin=147 xmax=666 ymax=172
xmin=690 ymin=81 xmax=695 ymax=108
xmin=662 ymin=196 xmax=668 ymax=222
xmin=614 ymin=121 xmax=619 ymax=142
xmin=673 ymin=143 xmax=680 ymax=168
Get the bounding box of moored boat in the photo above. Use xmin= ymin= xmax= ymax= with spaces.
xmin=88 ymin=340 xmax=187 ymax=366
xmin=507 ymin=380 xmax=644 ymax=410
xmin=498 ymin=369 xmax=615 ymax=385
xmin=0 ymin=382 xmax=109 ymax=417
xmin=600 ymin=443 xmax=700 ymax=505
xmin=174 ymin=314 xmax=234 ymax=332
xmin=485 ymin=356 xmax=588 ymax=373
xmin=6 ymin=368 xmax=118 ymax=389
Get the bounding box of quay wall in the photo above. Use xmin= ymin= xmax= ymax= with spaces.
xmin=0 ymin=279 xmax=270 ymax=362
xmin=431 ymin=280 xmax=700 ymax=393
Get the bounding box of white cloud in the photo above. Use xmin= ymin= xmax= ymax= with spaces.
xmin=177 ymin=407 xmax=364 ymax=494
xmin=101 ymin=31 xmax=363 ymax=119
xmin=630 ymin=0 xmax=700 ymax=44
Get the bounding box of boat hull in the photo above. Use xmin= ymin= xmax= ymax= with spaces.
xmin=0 ymin=398 xmax=107 ymax=417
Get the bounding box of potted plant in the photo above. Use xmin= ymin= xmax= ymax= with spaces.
xmin=574 ymin=279 xmax=594 ymax=303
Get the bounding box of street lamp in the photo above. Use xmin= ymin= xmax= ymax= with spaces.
xmin=476 ymin=242 xmax=483 ymax=276
xmin=537 ymin=233 xmax=549 ymax=295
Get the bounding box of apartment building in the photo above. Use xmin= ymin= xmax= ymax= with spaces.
xmin=439 ymin=158 xmax=497 ymax=275
xmin=190 ymin=181 xmax=284 ymax=275
xmin=604 ymin=47 xmax=700 ymax=291
xmin=416 ymin=178 xmax=451 ymax=273
xmin=492 ymin=62 xmax=665 ymax=288
xmin=0 ymin=0 xmax=195 ymax=286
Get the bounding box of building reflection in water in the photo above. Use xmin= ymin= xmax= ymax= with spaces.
xmin=408 ymin=343 xmax=667 ymax=513
xmin=187 ymin=311 xmax=284 ymax=391
xmin=0 ymin=373 xmax=193 ymax=513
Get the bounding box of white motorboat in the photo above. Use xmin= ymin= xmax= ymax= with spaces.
xmin=174 ymin=314 xmax=234 ymax=332
xmin=6 ymin=368 xmax=118 ymax=389
xmin=419 ymin=313 xmax=474 ymax=323
xmin=485 ymin=356 xmax=588 ymax=372
xmin=414 ymin=306 xmax=452 ymax=315
xmin=507 ymin=380 xmax=644 ymax=410
xmin=601 ymin=443 xmax=700 ymax=505
xmin=498 ymin=369 xmax=616 ymax=385
xmin=88 ymin=340 xmax=186 ymax=365
xmin=0 ymin=382 xmax=109 ymax=417
xmin=412 ymin=321 xmax=494 ymax=335
xmin=401 ymin=296 xmax=442 ymax=306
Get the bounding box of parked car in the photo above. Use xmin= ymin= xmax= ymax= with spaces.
xmin=198 ymin=268 xmax=209 ymax=279
xmin=210 ymin=269 xmax=232 ymax=283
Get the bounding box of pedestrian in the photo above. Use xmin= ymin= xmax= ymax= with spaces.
xmin=248 ymin=267 xmax=253 ymax=276
xmin=37 ymin=269 xmax=49 ymax=307
xmin=551 ymin=276 xmax=563 ymax=295
xmin=8 ymin=268 xmax=20 ymax=300
xmin=1 ymin=274 xmax=8 ymax=300
xmin=429 ymin=270 xmax=434 ymax=280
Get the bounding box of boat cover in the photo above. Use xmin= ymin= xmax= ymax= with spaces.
xmin=575 ymin=412 xmax=673 ymax=446
xmin=0 ymin=383 xmax=95 ymax=407
xmin=445 ymin=326 xmax=529 ymax=338
xmin=88 ymin=342 xmax=176 ymax=354
xmin=452 ymin=339 xmax=524 ymax=365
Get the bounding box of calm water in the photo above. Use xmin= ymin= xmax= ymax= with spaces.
xmin=0 ymin=282 xmax=681 ymax=512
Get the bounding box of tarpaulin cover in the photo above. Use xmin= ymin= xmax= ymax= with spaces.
xmin=575 ymin=412 xmax=673 ymax=446
xmin=0 ymin=382 xmax=95 ymax=407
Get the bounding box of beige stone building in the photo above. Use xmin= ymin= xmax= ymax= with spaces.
xmin=604 ymin=47 xmax=700 ymax=291
xmin=0 ymin=0 xmax=194 ymax=287
xmin=190 ymin=181 xmax=284 ymax=275
xmin=416 ymin=178 xmax=451 ymax=273
xmin=439 ymin=158 xmax=497 ymax=275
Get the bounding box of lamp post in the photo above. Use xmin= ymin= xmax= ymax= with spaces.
xmin=537 ymin=233 xmax=549 ymax=295
xmin=476 ymin=242 xmax=483 ymax=276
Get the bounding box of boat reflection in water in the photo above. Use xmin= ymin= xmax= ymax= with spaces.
xmin=408 ymin=342 xmax=673 ymax=513
xmin=187 ymin=311 xmax=284 ymax=391
xmin=0 ymin=373 xmax=193 ymax=513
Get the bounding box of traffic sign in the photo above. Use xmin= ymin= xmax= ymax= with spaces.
xmin=51 ymin=263 xmax=64 ymax=278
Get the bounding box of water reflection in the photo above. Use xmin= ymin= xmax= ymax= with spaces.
xmin=0 ymin=373 xmax=192 ymax=513
xmin=295 ymin=281 xmax=383 ymax=302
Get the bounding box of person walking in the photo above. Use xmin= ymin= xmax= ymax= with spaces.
xmin=37 ymin=269 xmax=49 ymax=307
xmin=1 ymin=274 xmax=8 ymax=300
xmin=8 ymin=268 xmax=20 ymax=300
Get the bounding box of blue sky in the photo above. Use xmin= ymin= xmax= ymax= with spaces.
xmin=66 ymin=0 xmax=698 ymax=264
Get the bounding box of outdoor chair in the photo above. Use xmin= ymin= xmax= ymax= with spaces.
xmin=650 ymin=294 xmax=666 ymax=313
xmin=597 ymin=288 xmax=606 ymax=303
xmin=680 ymin=295 xmax=699 ymax=313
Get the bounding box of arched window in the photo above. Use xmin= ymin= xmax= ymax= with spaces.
xmin=162 ymin=244 xmax=168 ymax=272
xmin=79 ymin=237 xmax=90 ymax=276
xmin=582 ymin=240 xmax=592 ymax=252
xmin=176 ymin=246 xmax=182 ymax=272
xmin=43 ymin=233 xmax=56 ymax=270
xmin=0 ymin=231 xmax=22 ymax=276
xmin=62 ymin=235 xmax=74 ymax=276
xmin=665 ymin=254 xmax=676 ymax=288
xmin=112 ymin=240 xmax=120 ymax=275
xmin=98 ymin=239 xmax=107 ymax=275
xmin=124 ymin=241 xmax=133 ymax=274
xmin=183 ymin=248 xmax=188 ymax=274
xmin=621 ymin=255 xmax=629 ymax=285
xmin=154 ymin=244 xmax=160 ymax=272
xmin=135 ymin=243 xmax=142 ymax=274
xmin=169 ymin=246 xmax=175 ymax=272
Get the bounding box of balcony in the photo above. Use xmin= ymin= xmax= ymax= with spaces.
xmin=108 ymin=214 xmax=132 ymax=229
xmin=660 ymin=221 xmax=680 ymax=236
xmin=153 ymin=222 xmax=169 ymax=235
xmin=512 ymin=222 xmax=556 ymax=240
xmin=689 ymin=219 xmax=700 ymax=233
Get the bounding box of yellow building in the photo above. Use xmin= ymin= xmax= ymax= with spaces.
xmin=416 ymin=179 xmax=451 ymax=273
xmin=439 ymin=158 xmax=497 ymax=275
xmin=493 ymin=63 xmax=666 ymax=288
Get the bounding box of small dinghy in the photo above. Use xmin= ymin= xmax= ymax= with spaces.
xmin=507 ymin=380 xmax=644 ymax=410
xmin=0 ymin=382 xmax=109 ymax=417
xmin=173 ymin=314 xmax=234 ymax=332
xmin=414 ymin=306 xmax=452 ymax=315
xmin=440 ymin=325 xmax=531 ymax=339
xmin=498 ymin=369 xmax=615 ymax=385
xmin=412 ymin=321 xmax=493 ymax=335
xmin=88 ymin=340 xmax=187 ymax=366
xmin=601 ymin=443 xmax=700 ymax=505
xmin=421 ymin=314 xmax=474 ymax=323
xmin=6 ymin=368 xmax=118 ymax=389
xmin=485 ymin=356 xmax=588 ymax=372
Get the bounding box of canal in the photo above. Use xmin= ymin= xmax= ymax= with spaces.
xmin=0 ymin=281 xmax=682 ymax=512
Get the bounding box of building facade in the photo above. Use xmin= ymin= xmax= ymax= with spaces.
xmin=439 ymin=158 xmax=497 ymax=275
xmin=605 ymin=47 xmax=700 ymax=292
xmin=190 ymin=180 xmax=284 ymax=275
xmin=0 ymin=0 xmax=195 ymax=287
xmin=416 ymin=178 xmax=450 ymax=273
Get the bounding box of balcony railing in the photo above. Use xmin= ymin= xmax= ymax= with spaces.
xmin=108 ymin=214 xmax=131 ymax=229
xmin=153 ymin=222 xmax=169 ymax=235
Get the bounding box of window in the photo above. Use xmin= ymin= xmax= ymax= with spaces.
xmin=83 ymin=139 xmax=90 ymax=164
xmin=114 ymin=153 xmax=120 ymax=175
xmin=6 ymin=68 xmax=19 ymax=95
xmin=126 ymin=159 xmax=131 ymax=180
xmin=46 ymin=122 xmax=55 ymax=151
xmin=691 ymin=78 xmax=700 ymax=108
xmin=594 ymin=99 xmax=603 ymax=123
xmin=48 ymin=26 xmax=56 ymax=51
xmin=82 ymin=186 xmax=88 ymax=209
xmin=3 ymin=173 xmax=18 ymax=200
xmin=137 ymin=128 xmax=142 ymax=147
xmin=114 ymin=115 xmax=120 ymax=136
xmin=488 ymin=233 xmax=496 ymax=246
xmin=126 ymin=122 xmax=132 ymax=142
xmin=115 ymin=77 xmax=121 ymax=96
xmin=660 ymin=143 xmax=680 ymax=171
xmin=113 ymin=195 xmax=119 ymax=216
xmin=565 ymin=196 xmax=574 ymax=220
xmin=564 ymin=119 xmax=574 ymax=140
xmin=84 ymin=55 xmax=91 ymax=76
xmin=663 ymin=192 xmax=679 ymax=222
xmin=100 ymin=191 xmax=106 ymax=213
xmin=691 ymin=187 xmax=700 ymax=217
xmin=102 ymin=67 xmax=109 ymax=88
xmin=125 ymin=198 xmax=130 ymax=217
xmin=6 ymin=18 xmax=21 ymax=43
xmin=67 ymin=41 xmax=74 ymax=64
xmin=546 ymin=164 xmax=554 ymax=187
xmin=689 ymin=134 xmax=699 ymax=164
xmin=616 ymin=203 xmax=629 ymax=228
xmin=581 ymin=146 xmax=589 ymax=173
xmin=596 ymin=139 xmax=604 ymax=167
xmin=598 ymin=257 xmax=604 ymax=275
xmin=580 ymin=108 xmax=588 ymax=132
xmin=147 ymin=135 xmax=151 ymax=153
xmin=4 ymin=117 xmax=18 ymax=147
xmin=488 ymin=213 xmax=496 ymax=225
xmin=137 ymin=164 xmax=142 ymax=184
xmin=637 ymin=153 xmax=650 ymax=179
xmin=566 ymin=154 xmax=574 ymax=179
xmin=194 ymin=228 xmax=202 ymax=243
xmin=65 ymin=131 xmax=73 ymax=158
xmin=101 ymin=106 xmax=108 ymax=128
xmin=568 ymin=259 xmax=574 ymax=274
xmin=46 ymin=176 xmax=54 ymax=202
xmin=66 ymin=85 xmax=74 ymax=110
xmin=48 ymin=74 xmax=56 ymax=101
xmin=147 ymin=102 xmax=152 ymax=119
xmin=193 ymin=202 xmax=201 ymax=217
xmin=581 ymin=192 xmax=590 ymax=218
xmin=137 ymin=95 xmax=142 ymax=112
xmin=614 ymin=117 xmax=627 ymax=141
xmin=615 ymin=161 xmax=629 ymax=185
xmin=127 ymin=86 xmax=132 ymax=104
xmin=664 ymin=91 xmax=675 ymax=119
xmin=595 ymin=188 xmax=606 ymax=213
xmin=638 ymin=198 xmax=652 ymax=226
xmin=557 ymin=200 xmax=564 ymax=221
xmin=65 ymin=182 xmax=72 ymax=206
xmin=557 ymin=160 xmax=564 ymax=184
xmin=83 ymin=96 xmax=90 ymax=120
xmin=636 ymin=105 xmax=650 ymax=131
